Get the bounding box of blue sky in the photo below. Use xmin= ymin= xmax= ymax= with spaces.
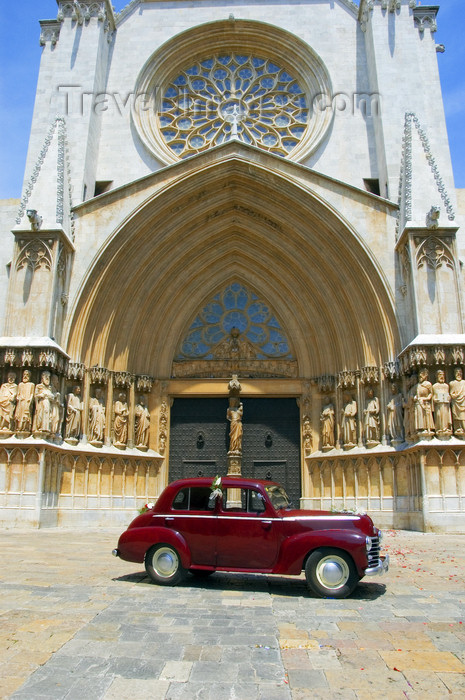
xmin=0 ymin=0 xmax=463 ymax=199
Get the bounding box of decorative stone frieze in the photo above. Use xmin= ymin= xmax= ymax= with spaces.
xmin=136 ymin=375 xmax=154 ymax=393
xmin=21 ymin=349 xmax=35 ymax=367
xmin=383 ymin=360 xmax=400 ymax=380
xmin=39 ymin=20 xmax=61 ymax=47
xmin=57 ymin=1 xmax=115 ymax=31
xmin=413 ymin=6 xmax=438 ymax=35
xmin=158 ymin=398 xmax=168 ymax=455
xmin=113 ymin=371 xmax=133 ymax=389
xmin=399 ymin=344 xmax=465 ymax=372
xmin=67 ymin=362 xmax=86 ymax=381
xmin=360 ymin=366 xmax=379 ymax=385
xmin=401 ymin=113 xmax=455 ymax=224
xmin=89 ymin=366 xmax=110 ymax=384
xmin=338 ymin=370 xmax=357 ymax=389
xmin=317 ymin=375 xmax=335 ymax=393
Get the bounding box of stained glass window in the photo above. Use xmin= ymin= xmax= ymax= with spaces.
xmin=176 ymin=283 xmax=294 ymax=360
xmin=159 ymin=54 xmax=308 ymax=159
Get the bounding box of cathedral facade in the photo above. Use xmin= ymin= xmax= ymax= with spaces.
xmin=1 ymin=0 xmax=464 ymax=531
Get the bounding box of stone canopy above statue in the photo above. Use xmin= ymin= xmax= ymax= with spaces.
xmin=172 ymin=283 xmax=297 ymax=378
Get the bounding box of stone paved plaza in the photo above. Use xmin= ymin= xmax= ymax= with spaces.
xmin=0 ymin=528 xmax=464 ymax=699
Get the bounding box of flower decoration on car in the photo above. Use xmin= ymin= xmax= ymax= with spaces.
xmin=159 ymin=54 xmax=308 ymax=159
xmin=138 ymin=502 xmax=155 ymax=514
xmin=209 ymin=474 xmax=224 ymax=501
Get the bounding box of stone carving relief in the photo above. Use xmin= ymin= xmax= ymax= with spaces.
xmin=135 ymin=396 xmax=150 ymax=450
xmin=363 ymin=388 xmax=380 ymax=446
xmin=14 ymin=371 xmax=35 ymax=433
xmin=158 ymin=398 xmax=168 ymax=455
xmin=136 ymin=375 xmax=154 ymax=393
xmin=413 ymin=7 xmax=438 ymax=35
xmin=16 ymin=240 xmax=53 ymax=273
xmin=89 ymin=388 xmax=106 ymax=446
xmin=338 ymin=370 xmax=357 ymax=390
xmin=416 ymin=237 xmax=454 ymax=271
xmin=0 ymin=373 xmax=18 ymax=433
xmin=413 ymin=369 xmax=435 ymax=437
xmin=317 ymin=375 xmax=335 ymax=393
xmin=342 ymin=394 xmax=357 ymax=448
xmin=450 ymin=368 xmax=465 ymax=436
xmin=320 ymin=397 xmax=335 ymax=451
xmin=432 ymin=370 xmax=452 ymax=438
xmin=383 ymin=360 xmax=400 ymax=381
xmin=113 ymin=392 xmax=129 ymax=447
xmin=386 ymin=383 xmax=404 ymax=444
xmin=32 ymin=371 xmax=54 ymax=436
xmin=65 ymin=386 xmax=83 ymax=444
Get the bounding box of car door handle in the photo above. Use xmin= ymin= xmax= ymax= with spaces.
xmin=261 ymin=520 xmax=272 ymax=530
xmin=165 ymin=517 xmax=174 ymax=524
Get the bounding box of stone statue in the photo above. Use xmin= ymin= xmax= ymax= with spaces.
xmin=449 ymin=367 xmax=465 ymax=436
xmin=320 ymin=397 xmax=335 ymax=448
xmin=50 ymin=374 xmax=63 ymax=436
xmin=89 ymin=388 xmax=106 ymax=444
xmin=65 ymin=386 xmax=83 ymax=442
xmin=342 ymin=394 xmax=357 ymax=446
xmin=134 ymin=395 xmax=150 ymax=448
xmin=0 ymin=372 xmax=17 ymax=431
xmin=32 ymin=370 xmax=54 ymax=434
xmin=413 ymin=369 xmax=435 ymax=435
xmin=386 ymin=383 xmax=404 ymax=442
xmin=363 ymin=389 xmax=380 ymax=444
xmin=432 ymin=370 xmax=452 ymax=436
xmin=14 ymin=370 xmax=35 ymax=433
xmin=113 ymin=392 xmax=129 ymax=446
xmin=227 ymin=398 xmax=243 ymax=453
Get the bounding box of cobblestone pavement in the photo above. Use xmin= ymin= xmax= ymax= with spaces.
xmin=0 ymin=528 xmax=464 ymax=699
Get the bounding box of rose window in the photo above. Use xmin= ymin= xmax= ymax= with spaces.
xmin=159 ymin=55 xmax=308 ymax=159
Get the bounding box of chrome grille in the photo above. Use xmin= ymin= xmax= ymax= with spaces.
xmin=367 ymin=536 xmax=380 ymax=566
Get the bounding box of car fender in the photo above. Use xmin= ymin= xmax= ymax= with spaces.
xmin=117 ymin=526 xmax=192 ymax=568
xmin=273 ymin=529 xmax=368 ymax=576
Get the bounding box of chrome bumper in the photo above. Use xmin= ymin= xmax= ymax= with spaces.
xmin=112 ymin=548 xmax=119 ymax=558
xmin=364 ymin=554 xmax=389 ymax=576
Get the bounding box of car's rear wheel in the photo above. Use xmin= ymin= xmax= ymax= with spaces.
xmin=145 ymin=544 xmax=187 ymax=586
xmin=305 ymin=548 xmax=358 ymax=598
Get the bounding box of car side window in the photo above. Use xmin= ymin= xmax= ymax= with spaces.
xmin=223 ymin=488 xmax=266 ymax=513
xmin=171 ymin=486 xmax=214 ymax=511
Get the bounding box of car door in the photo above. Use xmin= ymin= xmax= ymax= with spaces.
xmin=216 ymin=486 xmax=279 ymax=570
xmin=166 ymin=485 xmax=217 ymax=566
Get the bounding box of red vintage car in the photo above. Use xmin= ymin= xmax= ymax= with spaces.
xmin=113 ymin=476 xmax=389 ymax=598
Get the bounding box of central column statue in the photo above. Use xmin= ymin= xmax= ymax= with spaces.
xmin=226 ymin=374 xmax=243 ymax=476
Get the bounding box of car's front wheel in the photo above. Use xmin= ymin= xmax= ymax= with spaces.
xmin=305 ymin=548 xmax=359 ymax=598
xmin=145 ymin=544 xmax=187 ymax=586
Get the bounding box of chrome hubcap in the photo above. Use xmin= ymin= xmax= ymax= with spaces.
xmin=316 ymin=556 xmax=349 ymax=589
xmin=152 ymin=547 xmax=178 ymax=578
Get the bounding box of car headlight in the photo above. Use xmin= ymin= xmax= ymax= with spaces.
xmin=366 ymin=536 xmax=373 ymax=552
xmin=378 ymin=529 xmax=384 ymax=544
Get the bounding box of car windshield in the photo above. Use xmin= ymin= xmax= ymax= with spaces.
xmin=265 ymin=484 xmax=290 ymax=510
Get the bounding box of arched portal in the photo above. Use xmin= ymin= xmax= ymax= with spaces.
xmin=67 ymin=145 xmax=400 ymax=375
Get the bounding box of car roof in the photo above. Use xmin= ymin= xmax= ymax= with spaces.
xmin=166 ymin=477 xmax=282 ymax=490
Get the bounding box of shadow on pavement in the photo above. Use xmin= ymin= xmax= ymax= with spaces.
xmin=113 ymin=570 xmax=387 ymax=599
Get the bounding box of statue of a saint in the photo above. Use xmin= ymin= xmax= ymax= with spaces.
xmin=50 ymin=374 xmax=63 ymax=436
xmin=113 ymin=392 xmax=129 ymax=446
xmin=432 ymin=370 xmax=452 ymax=436
xmin=413 ymin=369 xmax=435 ymax=435
xmin=227 ymin=399 xmax=243 ymax=453
xmin=14 ymin=370 xmax=35 ymax=433
xmin=363 ymin=389 xmax=380 ymax=444
xmin=342 ymin=395 xmax=357 ymax=446
xmin=320 ymin=397 xmax=335 ymax=448
xmin=65 ymin=386 xmax=83 ymax=442
xmin=89 ymin=388 xmax=106 ymax=444
xmin=135 ymin=395 xmax=150 ymax=448
xmin=386 ymin=383 xmax=404 ymax=442
xmin=449 ymin=367 xmax=465 ymax=436
xmin=0 ymin=372 xmax=17 ymax=431
xmin=32 ymin=371 xmax=54 ymax=434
